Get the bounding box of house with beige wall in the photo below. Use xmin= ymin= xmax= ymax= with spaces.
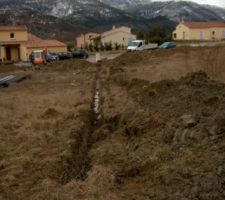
xmin=0 ymin=26 xmax=28 ymax=62
xmin=76 ymin=26 xmax=136 ymax=48
xmin=26 ymin=34 xmax=67 ymax=57
xmin=76 ymin=33 xmax=100 ymax=48
xmin=173 ymin=21 xmax=225 ymax=41
xmin=0 ymin=26 xmax=67 ymax=62
xmin=100 ymin=26 xmax=136 ymax=47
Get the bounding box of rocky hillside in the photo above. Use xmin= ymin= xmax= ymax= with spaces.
xmin=100 ymin=0 xmax=151 ymax=9
xmin=2 ymin=0 xmax=224 ymax=21
xmin=126 ymin=1 xmax=225 ymax=22
xmin=0 ymin=0 xmax=225 ymax=42
xmin=0 ymin=10 xmax=87 ymax=42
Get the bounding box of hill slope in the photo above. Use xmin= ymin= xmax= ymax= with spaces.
xmin=0 ymin=0 xmax=225 ymax=41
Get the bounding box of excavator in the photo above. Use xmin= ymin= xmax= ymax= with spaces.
xmin=29 ymin=49 xmax=47 ymax=65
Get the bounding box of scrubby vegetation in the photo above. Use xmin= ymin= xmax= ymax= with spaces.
xmin=0 ymin=46 xmax=225 ymax=199
xmin=137 ymin=26 xmax=173 ymax=45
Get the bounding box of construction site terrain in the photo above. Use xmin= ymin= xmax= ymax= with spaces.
xmin=0 ymin=46 xmax=225 ymax=200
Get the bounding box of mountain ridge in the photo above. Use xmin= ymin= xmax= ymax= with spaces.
xmin=0 ymin=0 xmax=224 ymax=42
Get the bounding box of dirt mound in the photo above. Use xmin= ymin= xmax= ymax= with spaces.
xmin=41 ymin=108 xmax=60 ymax=119
xmin=106 ymin=51 xmax=152 ymax=66
xmin=109 ymin=46 xmax=225 ymax=68
xmin=105 ymin=46 xmax=225 ymax=84
xmin=104 ymin=47 xmax=188 ymax=68
xmin=47 ymin=59 xmax=96 ymax=72
xmin=84 ymin=71 xmax=225 ymax=200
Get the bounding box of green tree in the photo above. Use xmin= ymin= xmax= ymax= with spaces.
xmin=149 ymin=26 xmax=166 ymax=38
xmin=105 ymin=42 xmax=112 ymax=51
xmin=67 ymin=43 xmax=74 ymax=51
xmin=88 ymin=43 xmax=94 ymax=52
xmin=114 ymin=42 xmax=120 ymax=50
xmin=94 ymin=42 xmax=99 ymax=52
xmin=137 ymin=30 xmax=145 ymax=40
xmin=100 ymin=42 xmax=105 ymax=51
xmin=84 ymin=43 xmax=89 ymax=51
xmin=141 ymin=26 xmax=173 ymax=45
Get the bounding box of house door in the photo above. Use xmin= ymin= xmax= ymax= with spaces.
xmin=211 ymin=31 xmax=215 ymax=41
xmin=5 ymin=47 xmax=11 ymax=61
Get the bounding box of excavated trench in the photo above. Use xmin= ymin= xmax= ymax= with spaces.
xmin=92 ymin=64 xmax=102 ymax=125
xmin=58 ymin=64 xmax=103 ymax=184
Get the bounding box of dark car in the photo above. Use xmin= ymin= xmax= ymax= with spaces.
xmin=46 ymin=52 xmax=59 ymax=62
xmin=159 ymin=42 xmax=176 ymax=49
xmin=72 ymin=49 xmax=88 ymax=59
xmin=58 ymin=52 xmax=73 ymax=60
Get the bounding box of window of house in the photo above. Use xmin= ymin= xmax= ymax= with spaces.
xmin=212 ymin=31 xmax=215 ymax=35
xmin=200 ymin=31 xmax=204 ymax=40
xmin=123 ymin=37 xmax=125 ymax=41
xmin=222 ymin=31 xmax=225 ymax=38
xmin=183 ymin=32 xmax=186 ymax=40
xmin=10 ymin=33 xmax=15 ymax=39
xmin=173 ymin=33 xmax=177 ymax=39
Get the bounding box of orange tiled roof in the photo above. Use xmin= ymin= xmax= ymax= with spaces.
xmin=89 ymin=26 xmax=133 ymax=40
xmin=183 ymin=21 xmax=225 ymax=29
xmin=90 ymin=34 xmax=101 ymax=40
xmin=0 ymin=25 xmax=27 ymax=31
xmin=76 ymin=33 xmax=100 ymax=40
xmin=26 ymin=33 xmax=66 ymax=48
xmin=102 ymin=26 xmax=131 ymax=36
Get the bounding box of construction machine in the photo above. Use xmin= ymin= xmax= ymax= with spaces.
xmin=29 ymin=50 xmax=47 ymax=65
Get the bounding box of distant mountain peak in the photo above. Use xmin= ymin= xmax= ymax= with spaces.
xmin=0 ymin=0 xmax=225 ymax=42
xmin=99 ymin=0 xmax=152 ymax=9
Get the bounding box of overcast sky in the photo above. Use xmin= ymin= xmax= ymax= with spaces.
xmin=152 ymin=0 xmax=225 ymax=7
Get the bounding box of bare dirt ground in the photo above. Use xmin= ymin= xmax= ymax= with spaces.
xmin=87 ymin=50 xmax=125 ymax=63
xmin=0 ymin=46 xmax=225 ymax=200
xmin=0 ymin=60 xmax=96 ymax=199
xmin=105 ymin=46 xmax=225 ymax=83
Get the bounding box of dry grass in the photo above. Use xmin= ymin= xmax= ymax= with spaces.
xmin=116 ymin=46 xmax=225 ymax=83
xmin=0 ymin=61 xmax=95 ymax=200
xmin=0 ymin=47 xmax=225 ymax=199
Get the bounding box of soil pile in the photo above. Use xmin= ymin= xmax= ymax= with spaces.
xmin=106 ymin=46 xmax=225 ymax=83
xmin=85 ymin=71 xmax=225 ymax=200
xmin=47 ymin=59 xmax=96 ymax=72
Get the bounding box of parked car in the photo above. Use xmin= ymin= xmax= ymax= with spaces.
xmin=72 ymin=49 xmax=89 ymax=59
xmin=127 ymin=40 xmax=158 ymax=51
xmin=58 ymin=52 xmax=73 ymax=60
xmin=159 ymin=42 xmax=176 ymax=49
xmin=46 ymin=52 xmax=59 ymax=62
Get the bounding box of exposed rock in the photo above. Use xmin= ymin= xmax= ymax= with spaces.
xmin=180 ymin=114 xmax=199 ymax=128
